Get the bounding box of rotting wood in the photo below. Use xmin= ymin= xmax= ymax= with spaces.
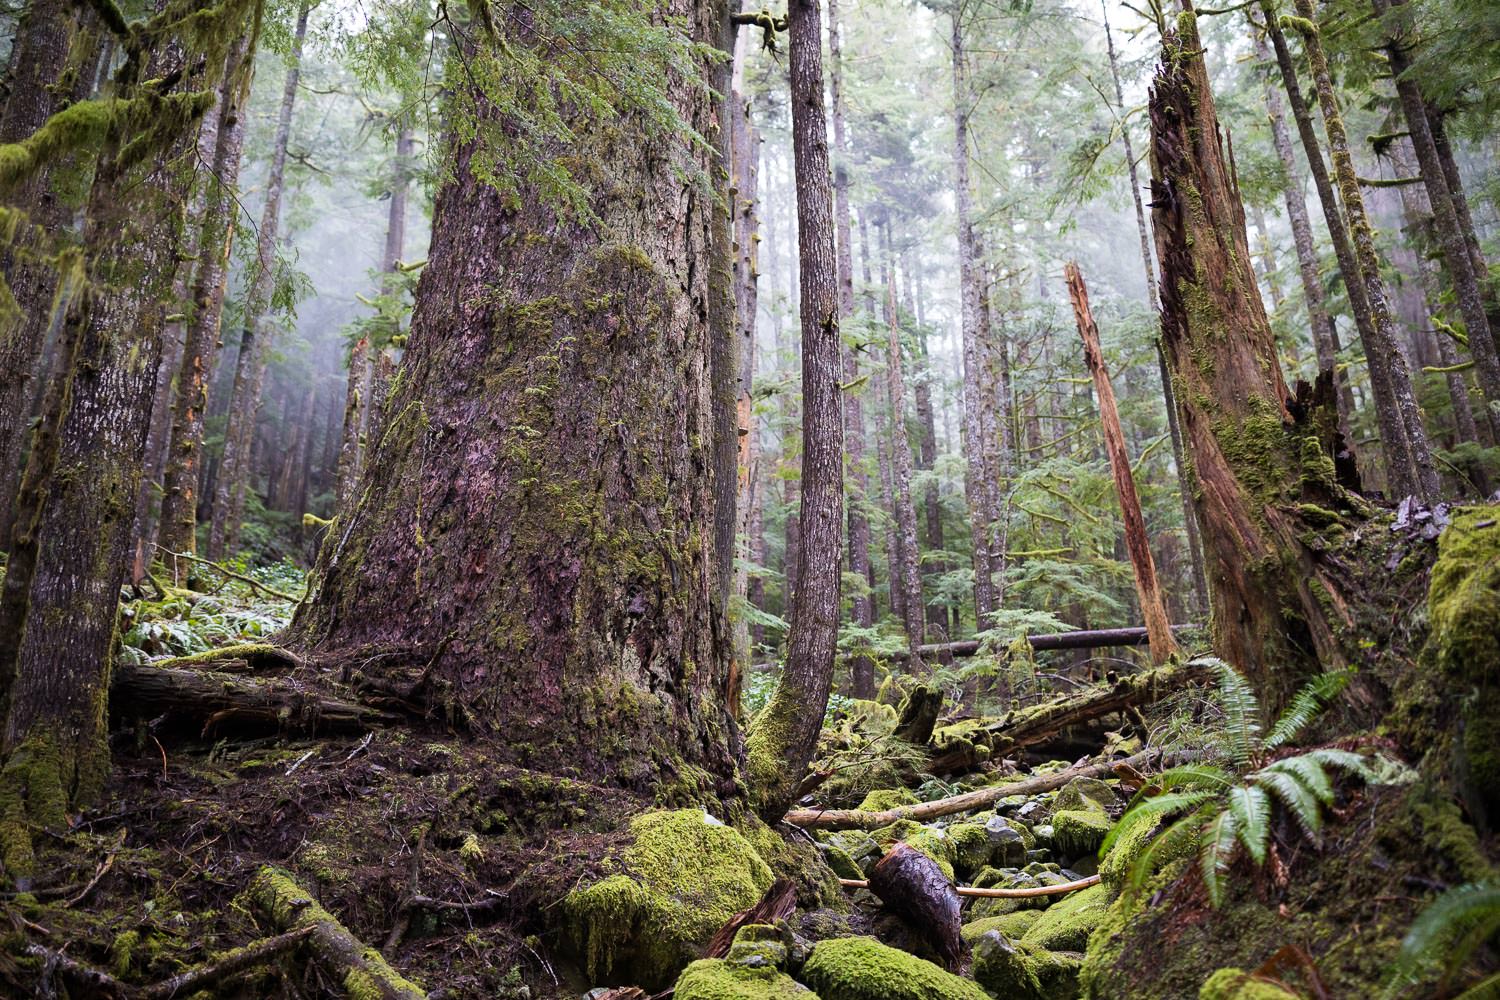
xmin=783 ymin=746 xmax=1173 ymax=830
xmin=868 ymin=843 xmax=964 ymax=969
xmin=703 ymin=877 xmax=797 ymax=959
xmin=840 ymin=872 xmax=1101 ymax=899
xmin=250 ymin=866 xmax=426 ymax=1000
xmin=112 ymin=662 xmax=399 ymax=735
xmin=141 ymin=927 xmax=314 ymax=1000
xmin=912 ymin=624 xmax=1199 ymax=659
xmin=1066 ymin=261 xmax=1177 ymax=665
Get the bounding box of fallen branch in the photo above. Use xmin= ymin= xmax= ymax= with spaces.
xmin=250 ymin=867 xmax=426 ymax=1000
xmin=112 ymin=662 xmax=399 ymax=735
xmin=155 ymin=642 xmax=304 ymax=671
xmin=141 ymin=927 xmax=313 ymax=999
xmin=782 ymin=747 xmax=1170 ymax=830
xmin=915 ymin=624 xmax=1199 ymax=659
xmin=838 ymin=873 xmax=1101 ymax=899
xmin=153 ymin=545 xmax=305 ymax=603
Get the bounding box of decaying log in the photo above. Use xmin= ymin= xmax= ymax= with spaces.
xmin=142 ymin=927 xmax=313 ymax=999
xmin=112 ymin=662 xmax=399 ymax=735
xmin=703 ymin=877 xmax=797 ymax=959
xmin=250 ymin=867 xmax=426 ymax=1000
xmin=868 ymin=844 xmax=964 ymax=970
xmin=914 ymin=624 xmax=1198 ymax=659
xmin=783 ymin=747 xmax=1173 ymax=830
xmin=840 ymin=873 xmax=1101 ymax=899
xmin=893 ymin=684 xmax=943 ymax=744
xmin=925 ymin=659 xmax=1205 ymax=775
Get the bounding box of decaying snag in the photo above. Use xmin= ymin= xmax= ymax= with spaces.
xmin=868 ymin=843 xmax=964 ymax=970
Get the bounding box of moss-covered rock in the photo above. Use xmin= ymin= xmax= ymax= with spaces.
xmin=960 ymin=910 xmax=1043 ymax=944
xmin=946 ymin=822 xmax=992 ymax=878
xmin=563 ymin=809 xmax=773 ymax=989
xmin=674 ymin=958 xmax=816 ymax=999
xmin=1051 ymin=808 xmax=1112 ymax=858
xmin=1052 ymin=777 xmax=1116 ymax=814
xmin=902 ymin=827 xmax=956 ymax=882
xmin=819 ymin=829 xmax=881 ymax=877
xmin=800 ymin=936 xmax=989 ymax=1000
xmin=971 ymin=930 xmax=1082 ymax=1000
xmin=1197 ymin=967 xmax=1299 ymax=999
xmin=857 ymin=787 xmax=919 ymax=812
xmin=1020 ymin=884 xmax=1108 ymax=952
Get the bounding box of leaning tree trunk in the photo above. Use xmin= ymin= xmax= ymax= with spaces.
xmin=290 ymin=0 xmax=739 ymax=800
xmin=745 ymin=0 xmax=843 ymax=819
xmin=209 ymin=0 xmax=309 ymax=559
xmin=0 ymin=0 xmax=259 ymax=877
xmin=1148 ymin=9 xmax=1362 ymax=708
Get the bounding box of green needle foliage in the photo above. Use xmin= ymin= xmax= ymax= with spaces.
xmin=1101 ymin=657 xmax=1411 ymax=907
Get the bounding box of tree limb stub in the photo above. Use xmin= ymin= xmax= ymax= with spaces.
xmin=250 ymin=866 xmax=427 ymax=1000
xmin=783 ymin=747 xmax=1172 ymax=830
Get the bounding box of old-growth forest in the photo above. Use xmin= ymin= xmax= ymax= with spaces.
xmin=0 ymin=0 xmax=1497 ymax=996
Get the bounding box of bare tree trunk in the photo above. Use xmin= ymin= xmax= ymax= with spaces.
xmin=975 ymin=254 xmax=1010 ymax=609
xmin=1067 ymin=262 xmax=1176 ymax=663
xmin=1251 ymin=26 xmax=1351 ymax=432
xmin=881 ymin=224 xmax=925 ymax=657
xmin=747 ymin=0 xmax=843 ymax=818
xmin=209 ymin=0 xmax=310 ymax=558
xmin=158 ymin=40 xmax=254 ymax=566
xmin=1372 ymin=0 xmax=1500 ymax=443
xmin=950 ymin=7 xmax=995 ymax=627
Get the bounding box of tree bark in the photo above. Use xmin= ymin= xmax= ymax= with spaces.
xmin=209 ymin=0 xmax=311 ymax=559
xmin=746 ymin=0 xmax=843 ymax=819
xmin=1066 ymin=263 xmax=1177 ymax=663
xmin=290 ymin=0 xmax=739 ymax=799
xmin=881 ymin=225 xmax=925 ymax=658
xmin=1149 ymin=9 xmax=1363 ymax=707
xmin=158 ymin=40 xmax=255 ymax=564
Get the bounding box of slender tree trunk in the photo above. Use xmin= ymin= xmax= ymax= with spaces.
xmin=1067 ymin=263 xmax=1177 ymax=663
xmin=291 ymin=0 xmax=738 ymax=797
xmin=209 ymin=0 xmax=310 ymax=558
xmin=1150 ymin=10 xmax=1360 ymax=707
xmin=0 ymin=2 xmax=258 ymax=874
xmin=950 ymin=7 xmax=995 ymax=627
xmin=827 ymin=0 xmax=875 ymax=699
xmin=975 ymin=254 xmax=1010 ymax=609
xmin=747 ymin=0 xmax=843 ymax=818
xmin=158 ymin=40 xmax=254 ymax=565
xmin=1252 ymin=26 xmax=1351 ymax=432
xmin=881 ymin=225 xmax=925 ymax=657
xmin=913 ymin=293 xmax=947 ymax=640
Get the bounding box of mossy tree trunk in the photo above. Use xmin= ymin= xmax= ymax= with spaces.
xmin=1148 ymin=10 xmax=1363 ymax=708
xmin=745 ymin=0 xmax=844 ymax=818
xmin=881 ymin=222 xmax=925 ymax=658
xmin=290 ymin=0 xmax=740 ymax=801
xmin=0 ymin=0 xmax=261 ymax=877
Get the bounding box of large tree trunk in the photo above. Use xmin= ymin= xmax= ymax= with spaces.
xmin=158 ymin=41 xmax=255 ymax=566
xmin=209 ymin=0 xmax=310 ymax=559
xmin=1149 ymin=9 xmax=1359 ymax=707
xmin=745 ymin=0 xmax=843 ymax=818
xmin=0 ymin=3 xmax=258 ymax=875
xmin=290 ymin=0 xmax=738 ymax=800
xmin=881 ymin=225 xmax=925 ymax=657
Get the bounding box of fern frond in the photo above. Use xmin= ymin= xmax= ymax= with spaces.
xmin=1126 ymin=805 xmax=1212 ymax=897
xmin=1302 ymin=747 xmax=1377 ymax=781
xmin=1196 ymin=655 xmax=1261 ymax=769
xmin=1227 ymin=784 xmax=1272 ymax=865
xmin=1200 ymin=806 xmax=1239 ymax=908
xmin=1385 ymin=882 xmax=1500 ymax=997
xmin=1253 ymin=768 xmax=1323 ymax=846
xmin=1121 ymin=764 xmax=1235 ymax=813
xmin=1265 ymin=668 xmax=1353 ymax=749
xmin=1261 ymin=755 xmax=1335 ymax=805
xmin=1101 ymin=790 xmax=1219 ymax=856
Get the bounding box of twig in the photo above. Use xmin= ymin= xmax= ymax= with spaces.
xmin=142 ymin=926 xmax=314 ymax=999
xmin=61 ymin=831 xmax=125 ymax=909
xmin=152 ymin=545 xmax=304 ymax=603
xmin=838 ymin=872 xmax=1100 ymax=899
xmin=285 ymin=749 xmax=318 ymax=776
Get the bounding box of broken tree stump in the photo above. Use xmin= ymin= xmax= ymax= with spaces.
xmin=868 ymin=843 xmax=964 ymax=970
xmin=893 ymin=684 xmax=943 ymax=744
xmin=250 ymin=867 xmax=427 ymax=1000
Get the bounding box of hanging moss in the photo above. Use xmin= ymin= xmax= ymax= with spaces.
xmin=0 ymin=99 xmax=116 ymax=193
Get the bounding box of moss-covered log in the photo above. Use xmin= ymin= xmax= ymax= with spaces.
xmin=250 ymin=867 xmax=425 ymax=999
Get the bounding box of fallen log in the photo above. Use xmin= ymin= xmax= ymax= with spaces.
xmin=112 ymin=662 xmax=399 ymax=735
xmin=868 ymin=844 xmax=964 ymax=969
xmin=924 ymin=658 xmax=1205 ymax=775
xmin=782 ymin=747 xmax=1173 ymax=830
xmin=915 ymin=624 xmax=1199 ymax=659
xmin=250 ymin=867 xmax=426 ymax=1000
xmin=840 ymin=873 xmax=1101 ymax=899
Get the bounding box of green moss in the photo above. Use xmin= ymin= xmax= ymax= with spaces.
xmin=0 ymin=99 xmax=116 ymax=193
xmin=1098 ymin=814 xmax=1161 ymax=900
xmin=1051 ymin=777 xmax=1116 ymax=813
xmin=562 ymin=809 xmax=774 ymax=988
xmin=674 ymin=958 xmax=811 ymax=999
xmin=960 ymin=910 xmax=1043 ymax=944
xmin=737 ymin=814 xmax=844 ymax=911
xmin=1198 ymin=968 xmax=1299 ymax=1000
xmin=902 ymin=827 xmax=956 ymax=882
xmin=1019 ymin=883 xmax=1107 ymax=952
xmin=111 ymin=929 xmax=141 ymax=976
xmin=971 ymin=930 xmax=1082 ymax=1000
xmin=801 ymin=936 xmax=989 ymax=1000
xmin=1051 ymin=809 xmax=1111 ymax=858
xmin=946 ymin=822 xmax=992 ymax=877
xmin=856 ymin=787 xmax=919 ymax=812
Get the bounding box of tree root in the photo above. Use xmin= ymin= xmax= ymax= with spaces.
xmin=250 ymin=866 xmax=426 ymax=1000
xmin=154 ymin=642 xmax=304 ymax=671
xmin=783 ymin=747 xmax=1172 ymax=830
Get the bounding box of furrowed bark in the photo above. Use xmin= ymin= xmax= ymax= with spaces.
xmin=882 ymin=224 xmax=925 ymax=658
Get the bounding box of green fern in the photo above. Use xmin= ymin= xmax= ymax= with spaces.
xmin=1384 ymin=881 xmax=1500 ymax=997
xmin=1105 ymin=658 xmax=1399 ymax=908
